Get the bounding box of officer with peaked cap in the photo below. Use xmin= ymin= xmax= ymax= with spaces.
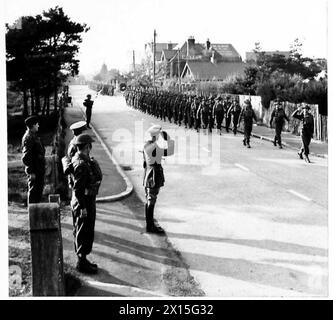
xmin=291 ymin=105 xmax=314 ymax=163
xmin=21 ymin=115 xmax=46 ymax=203
xmin=67 ymin=121 xmax=88 ymax=158
xmin=142 ymin=125 xmax=174 ymax=234
xmin=70 ymin=133 xmax=103 ymax=273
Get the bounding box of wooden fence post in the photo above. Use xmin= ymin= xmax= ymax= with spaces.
xmin=29 ymin=203 xmax=65 ymax=296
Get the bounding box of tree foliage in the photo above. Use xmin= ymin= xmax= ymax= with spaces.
xmin=6 ymin=6 xmax=89 ymax=116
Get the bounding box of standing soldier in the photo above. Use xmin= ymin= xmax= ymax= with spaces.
xmin=269 ymin=98 xmax=289 ymax=149
xmin=238 ymin=99 xmax=257 ymax=148
xmin=291 ymin=105 xmax=314 ymax=163
xmin=83 ymin=94 xmax=94 ymax=129
xmin=21 ymin=115 xmax=46 ymax=204
xmin=70 ymin=134 xmax=103 ymax=273
xmin=213 ymin=95 xmax=225 ymax=135
xmin=142 ymin=125 xmax=174 ymax=233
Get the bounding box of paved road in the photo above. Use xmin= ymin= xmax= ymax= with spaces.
xmin=72 ymin=85 xmax=328 ymax=297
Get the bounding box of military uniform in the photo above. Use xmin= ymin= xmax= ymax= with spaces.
xmin=213 ymin=96 xmax=224 ymax=134
xmin=70 ymin=134 xmax=102 ymax=273
xmin=227 ymin=100 xmax=242 ymax=135
xmin=21 ymin=117 xmax=46 ymax=204
xmin=270 ymin=100 xmax=289 ymax=148
xmin=143 ymin=125 xmax=174 ymax=233
xmin=239 ymin=100 xmax=257 ymax=148
xmin=291 ymin=106 xmax=314 ymax=162
xmin=83 ymin=95 xmax=94 ymax=128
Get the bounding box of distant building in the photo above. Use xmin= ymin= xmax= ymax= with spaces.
xmin=146 ymin=36 xmax=246 ymax=81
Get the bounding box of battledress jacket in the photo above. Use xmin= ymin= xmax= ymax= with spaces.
xmin=21 ymin=130 xmax=45 ymax=175
xmin=143 ymin=137 xmax=174 ymax=189
xmin=71 ymin=153 xmax=103 ymax=211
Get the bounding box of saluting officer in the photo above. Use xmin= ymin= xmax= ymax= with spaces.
xmin=291 ymin=105 xmax=314 ymax=163
xmin=142 ymin=125 xmax=174 ymax=234
xmin=21 ymin=115 xmax=46 ymax=204
xmin=70 ymin=134 xmax=103 ymax=273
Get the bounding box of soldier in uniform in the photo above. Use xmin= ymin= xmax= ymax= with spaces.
xmin=238 ymin=99 xmax=257 ymax=148
xmin=83 ymin=94 xmax=94 ymax=129
xmin=224 ymin=96 xmax=232 ymax=132
xmin=70 ymin=134 xmax=103 ymax=273
xmin=21 ymin=115 xmax=46 ymax=204
xmin=213 ymin=95 xmax=224 ymax=135
xmin=67 ymin=121 xmax=88 ymax=158
xmin=227 ymin=98 xmax=242 ymax=135
xmin=269 ymin=98 xmax=289 ymax=149
xmin=291 ymin=105 xmax=314 ymax=163
xmin=142 ymin=125 xmax=174 ymax=234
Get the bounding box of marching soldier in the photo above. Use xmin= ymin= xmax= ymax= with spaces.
xmin=213 ymin=95 xmax=224 ymax=135
xmin=238 ymin=99 xmax=257 ymax=148
xmin=224 ymin=96 xmax=232 ymax=133
xmin=291 ymin=105 xmax=314 ymax=163
xmin=142 ymin=125 xmax=174 ymax=234
xmin=21 ymin=115 xmax=46 ymax=204
xmin=227 ymin=98 xmax=242 ymax=135
xmin=269 ymin=98 xmax=289 ymax=149
xmin=70 ymin=134 xmax=103 ymax=273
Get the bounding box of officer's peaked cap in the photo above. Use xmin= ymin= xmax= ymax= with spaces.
xmin=70 ymin=121 xmax=87 ymax=131
xmin=25 ymin=115 xmax=39 ymax=127
xmin=146 ymin=125 xmax=162 ymax=137
xmin=74 ymin=134 xmax=95 ymax=145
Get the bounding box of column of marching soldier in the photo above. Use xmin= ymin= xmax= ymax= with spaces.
xmin=124 ymin=87 xmax=249 ymax=144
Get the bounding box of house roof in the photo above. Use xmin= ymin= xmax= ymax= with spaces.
xmin=210 ymin=44 xmax=241 ymax=60
xmin=182 ymin=61 xmax=247 ymax=80
xmin=161 ymin=49 xmax=178 ymax=61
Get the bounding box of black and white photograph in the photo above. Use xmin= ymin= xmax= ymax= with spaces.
xmin=0 ymin=0 xmax=330 ymax=302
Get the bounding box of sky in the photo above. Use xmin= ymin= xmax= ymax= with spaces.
xmin=2 ymin=0 xmax=329 ymax=76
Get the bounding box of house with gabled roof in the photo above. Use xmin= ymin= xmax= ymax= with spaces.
xmin=153 ymin=36 xmax=246 ymax=81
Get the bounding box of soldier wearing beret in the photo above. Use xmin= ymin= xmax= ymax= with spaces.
xmin=21 ymin=116 xmax=46 ymax=204
xmin=70 ymin=134 xmax=103 ymax=273
xmin=142 ymin=125 xmax=174 ymax=234
xmin=291 ymin=105 xmax=314 ymax=163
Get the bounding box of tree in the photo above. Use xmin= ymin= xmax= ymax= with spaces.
xmin=6 ymin=6 xmax=89 ymax=116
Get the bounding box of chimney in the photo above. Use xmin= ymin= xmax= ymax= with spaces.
xmin=187 ymin=36 xmax=195 ymax=57
xmin=167 ymin=42 xmax=173 ymax=50
xmin=206 ymin=39 xmax=211 ymax=50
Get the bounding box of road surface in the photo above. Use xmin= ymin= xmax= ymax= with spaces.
xmin=71 ymin=85 xmax=328 ymax=297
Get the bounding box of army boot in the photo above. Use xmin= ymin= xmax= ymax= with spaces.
xmin=297 ymin=150 xmax=304 ymax=159
xmin=145 ymin=203 xmax=164 ymax=234
xmin=76 ymin=255 xmax=97 ymax=274
xmin=304 ymin=155 xmax=311 ymax=163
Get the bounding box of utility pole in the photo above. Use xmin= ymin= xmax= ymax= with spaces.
xmin=132 ymin=50 xmax=136 ymax=73
xmin=153 ymin=29 xmax=156 ymax=87
xmin=177 ymin=49 xmax=181 ymax=92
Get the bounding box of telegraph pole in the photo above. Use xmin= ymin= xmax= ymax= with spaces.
xmin=153 ymin=29 xmax=156 ymax=87
xmin=177 ymin=49 xmax=181 ymax=92
xmin=132 ymin=50 xmax=136 ymax=73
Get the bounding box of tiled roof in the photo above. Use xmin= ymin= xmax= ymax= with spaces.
xmin=182 ymin=61 xmax=247 ymax=80
xmin=210 ymin=44 xmax=241 ymax=60
xmin=161 ymin=49 xmax=178 ymax=61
